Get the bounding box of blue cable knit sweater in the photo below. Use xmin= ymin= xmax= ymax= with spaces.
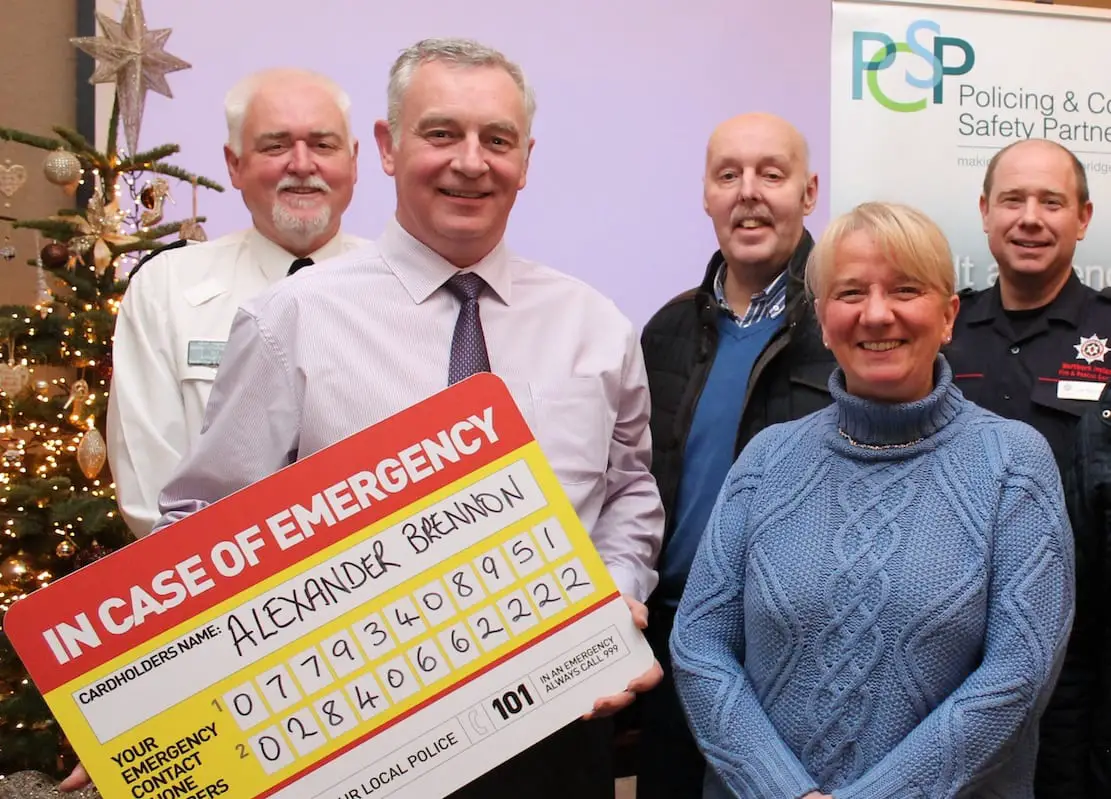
xmin=671 ymin=358 xmax=1074 ymax=799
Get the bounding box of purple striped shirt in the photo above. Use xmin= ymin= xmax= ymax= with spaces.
xmin=154 ymin=218 xmax=664 ymax=600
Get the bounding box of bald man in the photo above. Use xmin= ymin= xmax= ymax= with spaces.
xmin=947 ymin=138 xmax=1110 ymax=797
xmin=636 ymin=114 xmax=836 ymax=797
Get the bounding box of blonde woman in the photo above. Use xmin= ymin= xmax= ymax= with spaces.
xmin=671 ymin=202 xmax=1073 ymax=798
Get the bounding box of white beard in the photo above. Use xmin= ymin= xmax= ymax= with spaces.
xmin=271 ymin=173 xmax=334 ymax=247
xmin=272 ymin=200 xmax=332 ymax=247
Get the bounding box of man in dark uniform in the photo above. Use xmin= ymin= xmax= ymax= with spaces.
xmin=949 ymin=139 xmax=1109 ymax=462
xmin=947 ymin=137 xmax=1111 ymax=798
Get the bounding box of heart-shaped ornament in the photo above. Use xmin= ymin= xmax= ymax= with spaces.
xmin=0 ymin=364 xmax=31 ymax=396
xmin=0 ymin=164 xmax=27 ymax=198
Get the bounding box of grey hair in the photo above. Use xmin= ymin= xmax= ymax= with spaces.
xmin=386 ymin=38 xmax=537 ymax=144
xmin=224 ymin=68 xmax=354 ymax=156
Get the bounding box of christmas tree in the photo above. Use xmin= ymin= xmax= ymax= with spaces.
xmin=0 ymin=0 xmax=222 ymax=778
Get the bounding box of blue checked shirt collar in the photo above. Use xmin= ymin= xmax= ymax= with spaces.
xmin=713 ymin=262 xmax=789 ymax=328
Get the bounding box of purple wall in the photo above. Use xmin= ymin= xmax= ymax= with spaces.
xmin=121 ymin=0 xmax=831 ymax=327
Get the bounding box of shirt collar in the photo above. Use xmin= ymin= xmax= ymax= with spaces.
xmin=968 ymin=269 xmax=1085 ymax=326
xmin=249 ymin=228 xmax=350 ymax=283
xmin=713 ymin=262 xmax=789 ymax=323
xmin=377 ymin=216 xmax=512 ymax=305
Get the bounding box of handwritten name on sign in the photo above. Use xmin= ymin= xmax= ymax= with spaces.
xmin=5 ymin=374 xmax=654 ymax=799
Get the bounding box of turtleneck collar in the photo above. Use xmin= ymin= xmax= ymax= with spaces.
xmin=829 ymin=356 xmax=964 ymax=452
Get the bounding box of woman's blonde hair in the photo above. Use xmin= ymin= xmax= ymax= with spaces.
xmin=806 ymin=201 xmax=955 ymax=300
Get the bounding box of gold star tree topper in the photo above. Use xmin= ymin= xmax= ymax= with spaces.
xmin=71 ymin=0 xmax=191 ymax=156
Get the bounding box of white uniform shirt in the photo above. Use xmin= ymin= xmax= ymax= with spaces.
xmin=155 ymin=218 xmax=664 ymax=600
xmin=107 ymin=228 xmax=369 ymax=537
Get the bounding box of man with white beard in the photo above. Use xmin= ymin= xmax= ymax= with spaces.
xmin=106 ymin=67 xmax=367 ymax=539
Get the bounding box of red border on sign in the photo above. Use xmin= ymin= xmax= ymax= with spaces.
xmin=6 ymin=374 xmax=534 ymax=693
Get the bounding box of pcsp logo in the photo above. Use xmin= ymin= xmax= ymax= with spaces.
xmin=852 ymin=19 xmax=975 ymax=112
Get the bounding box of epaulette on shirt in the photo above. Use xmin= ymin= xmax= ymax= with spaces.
xmin=957 ymin=286 xmax=988 ymax=309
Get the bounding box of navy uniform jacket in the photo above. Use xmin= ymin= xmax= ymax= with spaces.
xmin=947 ymin=271 xmax=1111 ymax=467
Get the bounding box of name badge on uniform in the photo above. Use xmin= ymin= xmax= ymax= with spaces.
xmin=187 ymin=340 xmax=226 ymax=368
xmin=1057 ymin=380 xmax=1105 ymax=401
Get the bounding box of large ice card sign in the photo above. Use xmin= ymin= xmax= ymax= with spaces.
xmin=6 ymin=374 xmax=653 ymax=799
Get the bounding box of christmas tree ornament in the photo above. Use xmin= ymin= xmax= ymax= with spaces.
xmin=0 ymin=553 xmax=29 ymax=585
xmin=34 ymin=268 xmax=53 ymax=315
xmin=0 ymin=362 xmax=31 ymax=397
xmin=140 ymin=177 xmax=167 ymax=209
xmin=30 ymin=233 xmax=54 ymax=317
xmin=75 ymin=540 xmax=109 ymax=569
xmin=42 ymin=148 xmax=82 ymax=187
xmin=178 ymin=219 xmax=207 ymax=241
xmin=0 ymin=429 xmax=23 ymax=467
xmin=56 ymin=192 xmax=140 ymax=273
xmin=178 ymin=178 xmax=206 ymax=240
xmin=76 ymin=422 xmax=107 ymax=479
xmin=0 ymin=222 xmax=14 ymax=260
xmin=70 ymin=0 xmax=191 ymax=156
xmin=55 ymin=539 xmax=77 ymax=558
xmin=64 ymin=378 xmax=90 ymax=409
xmin=0 ymin=160 xmax=27 ymax=200
xmin=139 ymin=177 xmax=169 ymax=227
xmin=40 ymin=241 xmax=71 ymax=269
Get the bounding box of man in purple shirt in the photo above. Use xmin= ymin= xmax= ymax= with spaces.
xmin=150 ymin=38 xmax=664 ymax=799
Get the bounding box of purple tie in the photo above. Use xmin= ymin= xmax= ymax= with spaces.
xmin=445 ymin=272 xmax=491 ymax=385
